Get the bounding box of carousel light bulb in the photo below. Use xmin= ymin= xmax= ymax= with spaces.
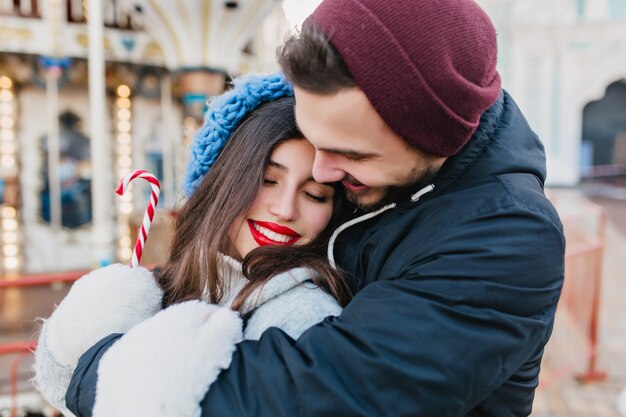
xmin=3 ymin=244 xmax=18 ymax=257
xmin=116 ymin=98 xmax=131 ymax=109
xmin=1 ymin=130 xmax=14 ymax=141
xmin=4 ymin=257 xmax=19 ymax=270
xmin=1 ymin=155 xmax=15 ymax=167
xmin=120 ymin=235 xmax=132 ymax=247
xmin=117 ymin=85 xmax=131 ymax=98
xmin=0 ymin=116 xmax=14 ymax=129
xmin=117 ymin=144 xmax=132 ymax=156
xmin=1 ymin=206 xmax=16 ymax=218
xmin=117 ymin=108 xmax=131 ymax=121
xmin=118 ymin=246 xmax=133 ymax=260
xmin=118 ymin=132 xmax=131 ymax=144
xmin=0 ymin=103 xmax=13 ymax=115
xmin=0 ymin=90 xmax=13 ymax=101
xmin=3 ymin=231 xmax=18 ymax=244
xmin=118 ymin=155 xmax=132 ymax=168
xmin=117 ymin=120 xmax=131 ymax=133
xmin=0 ymin=76 xmax=13 ymax=89
xmin=2 ymin=218 xmax=18 ymax=231
xmin=1 ymin=142 xmax=15 ymax=154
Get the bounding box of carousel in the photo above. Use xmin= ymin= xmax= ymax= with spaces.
xmin=0 ymin=0 xmax=299 ymax=414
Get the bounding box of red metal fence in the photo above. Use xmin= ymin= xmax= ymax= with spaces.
xmin=0 ymin=196 xmax=610 ymax=411
xmin=539 ymin=197 xmax=607 ymax=386
xmin=0 ymin=270 xmax=85 ymax=416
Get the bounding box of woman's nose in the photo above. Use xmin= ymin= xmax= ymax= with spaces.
xmin=268 ymin=190 xmax=298 ymax=221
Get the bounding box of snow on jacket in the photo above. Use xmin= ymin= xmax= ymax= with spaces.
xmin=66 ymin=90 xmax=565 ymax=417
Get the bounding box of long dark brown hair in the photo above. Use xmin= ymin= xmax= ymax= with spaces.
xmin=159 ymin=96 xmax=352 ymax=310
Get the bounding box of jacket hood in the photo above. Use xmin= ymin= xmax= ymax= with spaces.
xmin=327 ymin=91 xmax=547 ymax=264
xmin=430 ymin=90 xmax=547 ymax=198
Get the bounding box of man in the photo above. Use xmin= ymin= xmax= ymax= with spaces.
xmin=64 ymin=0 xmax=564 ymax=416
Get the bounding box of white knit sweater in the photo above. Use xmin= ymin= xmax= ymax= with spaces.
xmin=216 ymin=254 xmax=342 ymax=340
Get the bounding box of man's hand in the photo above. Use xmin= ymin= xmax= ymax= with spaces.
xmin=93 ymin=300 xmax=242 ymax=417
xmin=33 ymin=264 xmax=163 ymax=411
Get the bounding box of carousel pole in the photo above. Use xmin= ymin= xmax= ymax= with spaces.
xmin=160 ymin=73 xmax=175 ymax=208
xmin=41 ymin=0 xmax=71 ymax=230
xmin=44 ymin=65 xmax=62 ymax=230
xmin=88 ymin=0 xmax=115 ymax=265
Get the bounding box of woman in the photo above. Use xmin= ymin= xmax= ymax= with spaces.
xmin=158 ymin=76 xmax=351 ymax=336
xmin=33 ymin=73 xmax=351 ymax=415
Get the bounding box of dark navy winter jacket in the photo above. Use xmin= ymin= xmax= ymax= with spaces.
xmin=66 ymin=91 xmax=565 ymax=417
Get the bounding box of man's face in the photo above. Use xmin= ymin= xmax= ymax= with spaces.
xmin=294 ymin=87 xmax=446 ymax=211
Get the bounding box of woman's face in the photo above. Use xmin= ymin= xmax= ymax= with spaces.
xmin=230 ymin=139 xmax=335 ymax=259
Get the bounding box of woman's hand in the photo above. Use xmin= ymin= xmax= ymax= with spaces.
xmin=93 ymin=300 xmax=242 ymax=417
xmin=33 ymin=263 xmax=163 ymax=411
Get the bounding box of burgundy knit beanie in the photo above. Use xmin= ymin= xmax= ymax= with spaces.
xmin=306 ymin=0 xmax=502 ymax=157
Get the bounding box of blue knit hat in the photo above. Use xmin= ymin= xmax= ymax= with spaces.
xmin=183 ymin=73 xmax=294 ymax=197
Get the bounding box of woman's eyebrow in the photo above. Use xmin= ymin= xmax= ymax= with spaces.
xmin=268 ymin=160 xmax=287 ymax=170
xmin=268 ymin=161 xmax=328 ymax=186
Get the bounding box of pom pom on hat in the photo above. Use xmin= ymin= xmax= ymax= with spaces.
xmin=183 ymin=73 xmax=293 ymax=197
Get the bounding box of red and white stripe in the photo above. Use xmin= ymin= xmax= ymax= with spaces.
xmin=116 ymin=169 xmax=161 ymax=268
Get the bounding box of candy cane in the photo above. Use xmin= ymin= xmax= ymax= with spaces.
xmin=116 ymin=169 xmax=161 ymax=268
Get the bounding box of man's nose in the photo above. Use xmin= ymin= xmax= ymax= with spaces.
xmin=312 ymin=151 xmax=346 ymax=183
xmin=269 ymin=189 xmax=298 ymax=221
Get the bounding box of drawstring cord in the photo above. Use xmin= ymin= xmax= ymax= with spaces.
xmin=327 ymin=184 xmax=435 ymax=269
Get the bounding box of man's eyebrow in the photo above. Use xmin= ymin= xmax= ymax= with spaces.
xmin=318 ymin=147 xmax=379 ymax=159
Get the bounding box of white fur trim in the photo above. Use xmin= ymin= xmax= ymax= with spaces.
xmin=93 ymin=301 xmax=242 ymax=417
xmin=45 ymin=264 xmax=163 ymax=368
xmin=32 ymin=264 xmax=162 ymax=411
xmin=32 ymin=320 xmax=74 ymax=411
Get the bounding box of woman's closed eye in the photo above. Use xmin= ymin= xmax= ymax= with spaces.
xmin=263 ymin=177 xmax=277 ymax=185
xmin=305 ymin=192 xmax=329 ymax=203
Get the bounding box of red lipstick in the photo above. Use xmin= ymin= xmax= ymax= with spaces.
xmin=253 ymin=221 xmax=300 ymax=236
xmin=247 ymin=220 xmax=301 ymax=247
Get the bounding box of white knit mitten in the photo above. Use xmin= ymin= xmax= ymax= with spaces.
xmin=33 ymin=263 xmax=163 ymax=410
xmin=93 ymin=300 xmax=242 ymax=417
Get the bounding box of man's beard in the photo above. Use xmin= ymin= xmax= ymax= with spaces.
xmin=346 ymin=167 xmax=440 ymax=212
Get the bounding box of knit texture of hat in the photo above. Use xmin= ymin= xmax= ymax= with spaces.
xmin=307 ymin=0 xmax=502 ymax=157
xmin=183 ymin=73 xmax=293 ymax=197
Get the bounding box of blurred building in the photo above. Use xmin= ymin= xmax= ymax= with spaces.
xmin=478 ymin=0 xmax=626 ymax=185
xmin=1 ymin=0 xmax=626 ymax=275
xmin=0 ymin=0 xmax=291 ymax=274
